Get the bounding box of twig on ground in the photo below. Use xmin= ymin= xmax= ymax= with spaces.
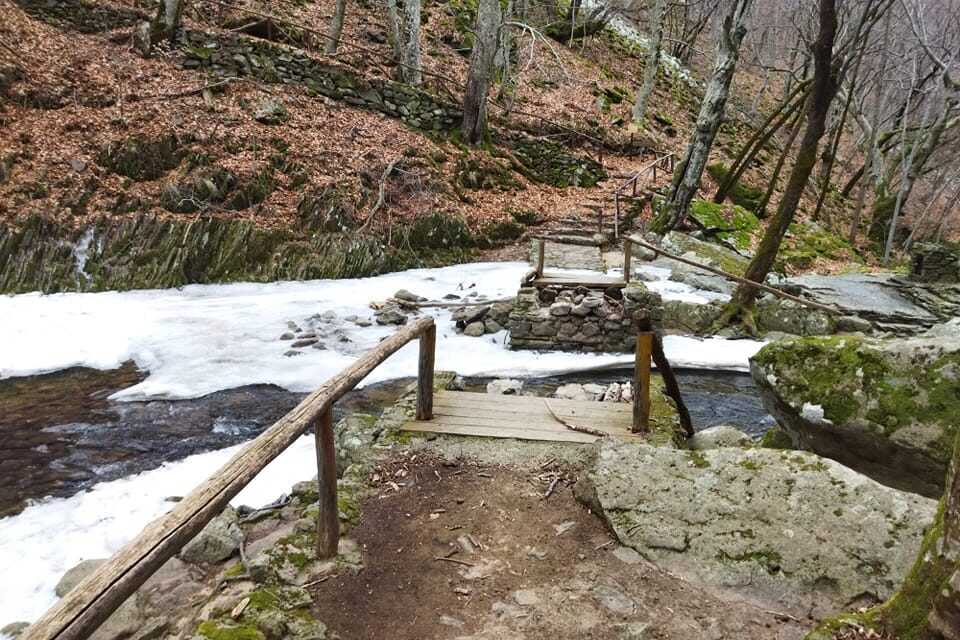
xmin=434 ymin=556 xmax=475 ymax=567
xmin=543 ymin=476 xmax=560 ymax=499
xmin=543 ymin=400 xmax=608 ymax=438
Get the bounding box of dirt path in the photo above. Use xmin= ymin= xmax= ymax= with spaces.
xmin=310 ymin=454 xmax=809 ymax=639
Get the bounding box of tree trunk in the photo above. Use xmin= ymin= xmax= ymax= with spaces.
xmin=652 ymin=0 xmax=753 ymax=232
xmin=134 ymin=0 xmax=185 ymax=56
xmin=324 ymin=0 xmax=348 ymax=55
xmin=631 ymin=0 xmax=668 ymax=125
xmin=461 ymin=0 xmax=501 ymax=145
xmin=386 ymin=0 xmax=422 ymax=85
xmin=723 ymin=0 xmax=839 ymax=321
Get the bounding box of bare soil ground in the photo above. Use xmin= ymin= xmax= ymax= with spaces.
xmin=310 ymin=453 xmax=810 ymax=639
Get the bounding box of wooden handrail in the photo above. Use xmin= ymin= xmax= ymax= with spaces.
xmin=21 ymin=316 xmax=437 ymax=640
xmin=613 ymin=153 xmax=674 ymax=238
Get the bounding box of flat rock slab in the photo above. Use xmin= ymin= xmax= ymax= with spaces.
xmin=530 ymin=240 xmax=605 ymax=271
xmin=579 ymin=441 xmax=936 ymax=618
xmin=789 ymin=273 xmax=938 ymax=327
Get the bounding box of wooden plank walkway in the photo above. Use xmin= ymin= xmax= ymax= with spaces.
xmin=402 ymin=390 xmax=643 ymax=443
xmin=531 ymin=274 xmax=625 ymax=289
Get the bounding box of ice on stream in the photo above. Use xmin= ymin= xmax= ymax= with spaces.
xmin=0 ymin=262 xmax=747 ymax=401
xmin=0 ymin=261 xmax=763 ymax=629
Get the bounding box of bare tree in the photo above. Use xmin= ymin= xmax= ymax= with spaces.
xmin=325 ymin=0 xmax=348 ymax=55
xmin=717 ymin=0 xmax=840 ymax=331
xmin=462 ymin=0 xmax=503 ymax=144
xmin=387 ymin=0 xmax=422 ymax=85
xmin=652 ymin=0 xmax=754 ymax=232
xmin=134 ymin=0 xmax=185 ymax=56
xmin=631 ymin=0 xmax=668 ymax=125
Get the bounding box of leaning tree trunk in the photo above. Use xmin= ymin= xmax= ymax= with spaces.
xmin=461 ymin=0 xmax=502 ymax=144
xmin=652 ymin=0 xmax=753 ymax=233
xmin=718 ymin=0 xmax=839 ymax=331
xmin=324 ymin=0 xmax=348 ymax=55
xmin=134 ymin=0 xmax=185 ymax=56
xmin=631 ymin=0 xmax=668 ymax=125
xmin=386 ymin=0 xmax=422 ymax=85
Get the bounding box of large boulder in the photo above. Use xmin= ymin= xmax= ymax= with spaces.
xmin=750 ymin=328 xmax=960 ymax=497
xmin=576 ymin=441 xmax=936 ymax=618
xmin=54 ymin=559 xmax=149 ymax=640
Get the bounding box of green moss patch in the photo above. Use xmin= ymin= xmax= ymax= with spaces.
xmin=689 ymin=199 xmax=760 ymax=251
xmin=455 ymin=155 xmax=522 ymax=191
xmin=706 ymin=163 xmax=764 ymax=212
xmin=197 ymin=620 xmax=266 ymax=640
xmin=777 ymin=221 xmax=862 ymax=272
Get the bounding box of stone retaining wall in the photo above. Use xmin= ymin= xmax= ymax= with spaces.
xmin=910 ymin=242 xmax=960 ymax=283
xmin=508 ymin=283 xmax=662 ymax=352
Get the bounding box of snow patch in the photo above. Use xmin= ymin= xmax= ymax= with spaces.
xmin=801 ymin=402 xmax=831 ymax=424
xmin=0 ymin=263 xmax=759 ymax=400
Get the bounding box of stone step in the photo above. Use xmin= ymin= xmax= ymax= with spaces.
xmin=544 ymin=234 xmax=608 ymax=247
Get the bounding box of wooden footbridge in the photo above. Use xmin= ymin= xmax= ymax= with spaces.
xmin=22 ymin=316 xmax=672 ymax=640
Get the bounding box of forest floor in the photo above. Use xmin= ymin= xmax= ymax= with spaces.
xmin=310 ymin=452 xmax=810 ymax=640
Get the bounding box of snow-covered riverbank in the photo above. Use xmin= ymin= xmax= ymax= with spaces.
xmin=0 ymin=261 xmax=762 ymax=630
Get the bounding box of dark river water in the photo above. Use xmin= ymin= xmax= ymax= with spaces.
xmin=0 ymin=364 xmax=771 ymax=518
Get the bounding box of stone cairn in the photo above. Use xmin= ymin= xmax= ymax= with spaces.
xmin=507 ymin=283 xmax=662 ymax=352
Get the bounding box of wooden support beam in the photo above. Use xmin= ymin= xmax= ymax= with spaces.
xmin=21 ymin=316 xmax=436 ymax=640
xmin=417 ymin=324 xmax=436 ymax=420
xmin=633 ymin=332 xmax=653 ymax=433
xmin=536 ymin=238 xmax=546 ymax=279
xmin=623 ymin=238 xmax=632 ymax=283
xmin=315 ymin=406 xmax=339 ymax=559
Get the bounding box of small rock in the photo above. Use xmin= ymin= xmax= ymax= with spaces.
xmin=554 ymin=521 xmax=577 ymax=536
xmin=291 ymin=338 xmax=318 ymax=348
xmin=513 ymin=589 xmax=540 ymax=606
xmin=353 ymin=317 xmax=372 ymax=327
xmin=253 ymin=97 xmax=288 ymax=124
xmin=492 ymin=601 xmax=527 ymax=619
xmin=592 ymin=583 xmax=636 ymax=615
xmin=180 ymin=506 xmax=244 ymax=564
xmin=463 ymin=321 xmax=485 ymax=337
xmin=836 ymin=315 xmax=873 ymax=333
xmin=394 ymin=289 xmax=426 ymax=303
xmin=284 ymin=349 xmax=303 ymax=357
xmin=279 ymin=332 xmax=295 ymax=340
xmin=375 ymin=306 xmax=408 ymax=325
xmin=452 ymin=305 xmax=490 ymax=325
xmin=550 ymin=302 xmax=572 ymax=316
xmin=68 ymin=158 xmax=86 ymax=173
xmin=0 ymin=622 xmax=29 ymax=638
xmin=487 ymin=379 xmax=523 ymax=395
xmin=483 ymin=319 xmax=504 ymax=333
xmin=689 ymin=425 xmax=753 ymax=450
xmin=56 ymin=559 xmax=107 ymax=597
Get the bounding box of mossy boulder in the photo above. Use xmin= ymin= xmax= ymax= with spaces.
xmin=660 ymin=231 xmax=750 ymax=276
xmin=577 ymin=440 xmax=936 ymax=618
xmin=455 ymin=155 xmax=521 ymax=191
xmin=750 ymin=331 xmax=960 ymax=497
xmin=755 ymin=297 xmax=835 ymax=336
xmin=160 ymin=167 xmax=237 ymax=213
xmin=509 ymin=138 xmax=606 ymax=188
xmin=777 ymin=221 xmax=861 ymax=272
xmin=688 ymin=199 xmax=760 ymax=252
xmin=706 ymin=163 xmax=764 ymax=212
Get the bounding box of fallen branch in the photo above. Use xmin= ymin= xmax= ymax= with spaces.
xmin=433 ymin=556 xmax=475 ymax=567
xmin=139 ymin=78 xmax=236 ymax=101
xmin=543 ymin=400 xmax=608 ymax=438
xmin=543 ymin=477 xmax=561 ymax=499
xmin=358 ymin=158 xmax=400 ymax=233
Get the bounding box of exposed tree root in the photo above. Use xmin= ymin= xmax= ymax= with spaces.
xmin=711 ymin=300 xmax=758 ymax=336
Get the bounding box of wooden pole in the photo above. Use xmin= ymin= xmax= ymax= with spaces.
xmin=536 ymin=237 xmax=546 ymax=279
xmin=417 ymin=324 xmax=436 ymax=420
xmin=633 ymin=332 xmax=653 ymax=433
xmin=315 ymin=406 xmax=339 ymax=559
xmin=20 ymin=316 xmax=435 ymax=640
xmin=623 ymin=238 xmax=632 ymax=284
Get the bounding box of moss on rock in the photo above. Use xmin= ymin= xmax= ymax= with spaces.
xmin=777 ymin=221 xmax=861 ymax=272
xmin=689 ymin=199 xmax=760 ymax=251
xmin=509 ymin=138 xmax=606 ymax=188
xmin=97 ymin=134 xmax=187 ymax=182
xmin=706 ymin=163 xmax=763 ymax=212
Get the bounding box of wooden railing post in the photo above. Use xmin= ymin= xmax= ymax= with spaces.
xmin=416 ymin=323 xmax=436 ymax=420
xmin=315 ymin=405 xmax=339 ymax=559
xmin=535 ymin=237 xmax=546 ymax=279
xmin=633 ymin=332 xmax=653 ymax=433
xmin=623 ymin=238 xmax=632 ymax=283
